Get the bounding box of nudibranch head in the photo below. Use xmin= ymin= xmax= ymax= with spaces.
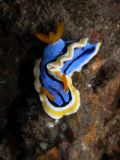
xmin=43 ymin=39 xmax=65 ymax=62
xmin=34 ymin=22 xmax=101 ymax=119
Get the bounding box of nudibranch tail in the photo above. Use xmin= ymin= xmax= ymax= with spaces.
xmin=35 ymin=21 xmax=64 ymax=44
xmin=34 ymin=29 xmax=101 ymax=119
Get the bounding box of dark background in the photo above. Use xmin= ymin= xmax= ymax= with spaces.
xmin=0 ymin=0 xmax=120 ymax=160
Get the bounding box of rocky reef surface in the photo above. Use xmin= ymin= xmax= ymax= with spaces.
xmin=0 ymin=0 xmax=120 ymax=160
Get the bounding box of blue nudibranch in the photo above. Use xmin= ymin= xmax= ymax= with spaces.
xmin=34 ymin=22 xmax=101 ymax=119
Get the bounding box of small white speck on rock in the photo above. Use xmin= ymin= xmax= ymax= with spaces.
xmin=117 ymin=24 xmax=119 ymax=28
xmin=87 ymin=83 xmax=92 ymax=88
xmin=81 ymin=142 xmax=88 ymax=151
xmin=46 ymin=122 xmax=55 ymax=128
xmin=46 ymin=119 xmax=59 ymax=128
xmin=55 ymin=119 xmax=59 ymax=124
xmin=40 ymin=142 xmax=48 ymax=150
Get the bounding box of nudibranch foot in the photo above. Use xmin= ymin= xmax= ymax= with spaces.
xmin=34 ymin=22 xmax=101 ymax=119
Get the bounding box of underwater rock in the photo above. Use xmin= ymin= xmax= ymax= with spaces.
xmin=0 ymin=0 xmax=120 ymax=160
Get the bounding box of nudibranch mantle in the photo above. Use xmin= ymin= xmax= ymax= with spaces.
xmin=34 ymin=37 xmax=101 ymax=119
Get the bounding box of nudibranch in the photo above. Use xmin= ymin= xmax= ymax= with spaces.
xmin=34 ymin=22 xmax=101 ymax=119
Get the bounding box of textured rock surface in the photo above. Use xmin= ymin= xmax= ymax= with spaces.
xmin=0 ymin=0 xmax=120 ymax=160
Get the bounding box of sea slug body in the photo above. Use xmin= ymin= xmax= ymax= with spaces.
xmin=34 ymin=22 xmax=101 ymax=119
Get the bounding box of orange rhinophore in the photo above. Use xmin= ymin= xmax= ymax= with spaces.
xmin=62 ymin=74 xmax=69 ymax=92
xmin=36 ymin=33 xmax=50 ymax=43
xmin=49 ymin=32 xmax=56 ymax=43
xmin=35 ymin=21 xmax=64 ymax=43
